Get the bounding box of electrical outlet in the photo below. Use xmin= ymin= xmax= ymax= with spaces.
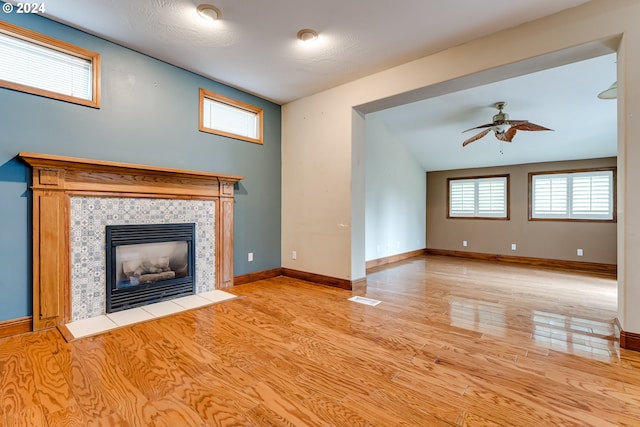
xmin=248 ymin=252 xmax=253 ymax=262
xmin=292 ymin=250 xmax=297 ymax=260
xmin=463 ymin=240 xmax=468 ymax=247
xmin=511 ymin=243 xmax=517 ymax=251
xmin=577 ymin=248 xmax=583 ymax=256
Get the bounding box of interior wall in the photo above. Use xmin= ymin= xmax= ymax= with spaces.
xmin=0 ymin=10 xmax=282 ymax=322
xmin=426 ymin=157 xmax=617 ymax=264
xmin=281 ymin=96 xmax=354 ymax=279
xmin=351 ymin=110 xmax=367 ymax=280
xmin=365 ymin=116 xmax=426 ymax=261
xmin=282 ymin=0 xmax=640 ymax=332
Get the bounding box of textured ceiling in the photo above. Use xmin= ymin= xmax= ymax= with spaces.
xmin=37 ymin=0 xmax=590 ymax=104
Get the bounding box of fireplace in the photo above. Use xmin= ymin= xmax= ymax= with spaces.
xmin=20 ymin=152 xmax=242 ymax=330
xmin=106 ymin=223 xmax=196 ymax=313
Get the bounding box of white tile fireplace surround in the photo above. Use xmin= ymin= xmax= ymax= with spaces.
xmin=19 ymin=152 xmax=243 ymax=332
xmin=69 ymin=197 xmax=216 ymax=321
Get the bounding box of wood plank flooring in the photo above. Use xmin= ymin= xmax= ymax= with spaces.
xmin=1 ymin=255 xmax=638 ymax=426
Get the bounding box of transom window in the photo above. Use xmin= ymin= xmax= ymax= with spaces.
xmin=0 ymin=21 xmax=100 ymax=108
xmin=199 ymin=89 xmax=263 ymax=144
xmin=529 ymin=168 xmax=615 ymax=221
xmin=448 ymin=175 xmax=509 ymax=219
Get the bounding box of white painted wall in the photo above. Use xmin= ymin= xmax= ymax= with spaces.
xmin=281 ymin=96 xmax=354 ymax=278
xmin=351 ymin=110 xmax=367 ymax=280
xmin=364 ymin=116 xmax=426 ymax=261
xmin=282 ymin=0 xmax=640 ymax=335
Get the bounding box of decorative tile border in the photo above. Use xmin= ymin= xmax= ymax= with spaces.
xmin=69 ymin=197 xmax=216 ymax=321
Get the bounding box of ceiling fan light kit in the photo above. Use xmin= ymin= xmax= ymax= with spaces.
xmin=462 ymin=101 xmax=553 ymax=147
xmin=598 ymin=81 xmax=617 ymax=99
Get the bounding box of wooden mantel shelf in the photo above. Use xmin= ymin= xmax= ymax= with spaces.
xmin=19 ymin=152 xmax=243 ymax=180
xmin=19 ymin=152 xmax=243 ymax=197
xmin=19 ymin=152 xmax=243 ymax=331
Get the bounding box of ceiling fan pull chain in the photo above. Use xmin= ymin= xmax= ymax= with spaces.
xmin=499 ymin=140 xmax=504 ymax=155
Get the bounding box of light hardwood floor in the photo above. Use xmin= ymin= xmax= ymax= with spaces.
xmin=1 ymin=255 xmax=638 ymax=426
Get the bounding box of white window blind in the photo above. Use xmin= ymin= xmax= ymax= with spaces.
xmin=450 ymin=180 xmax=476 ymax=217
xmin=0 ymin=31 xmax=93 ymax=101
xmin=203 ymin=97 xmax=259 ymax=140
xmin=449 ymin=177 xmax=507 ymax=218
xmin=571 ymin=172 xmax=612 ymax=218
xmin=531 ymin=170 xmax=613 ymax=220
xmin=478 ymin=178 xmax=507 ymax=216
xmin=531 ymin=175 xmax=568 ymax=217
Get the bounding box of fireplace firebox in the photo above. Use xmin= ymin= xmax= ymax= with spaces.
xmin=106 ymin=223 xmax=196 ymax=313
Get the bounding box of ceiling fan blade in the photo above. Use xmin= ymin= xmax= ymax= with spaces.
xmin=462 ymin=128 xmax=491 ymax=146
xmin=510 ymin=121 xmax=553 ymax=132
xmin=496 ymin=127 xmax=518 ymax=142
xmin=462 ymin=123 xmax=494 ymax=133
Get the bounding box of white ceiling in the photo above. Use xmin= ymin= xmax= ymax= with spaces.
xmin=31 ymin=0 xmax=617 ymax=171
xmin=37 ymin=0 xmax=590 ymax=104
xmin=370 ymin=53 xmax=618 ymax=171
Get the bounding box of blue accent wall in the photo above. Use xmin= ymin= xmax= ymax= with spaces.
xmin=0 ymin=11 xmax=281 ymax=322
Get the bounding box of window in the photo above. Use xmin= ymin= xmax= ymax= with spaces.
xmin=0 ymin=21 xmax=100 ymax=108
xmin=199 ymin=89 xmax=263 ymax=144
xmin=529 ymin=168 xmax=615 ymax=221
xmin=448 ymin=175 xmax=509 ymax=219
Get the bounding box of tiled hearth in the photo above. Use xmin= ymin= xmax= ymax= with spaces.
xmin=65 ymin=289 xmax=238 ymax=339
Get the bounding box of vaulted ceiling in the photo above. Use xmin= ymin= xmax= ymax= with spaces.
xmin=370 ymin=53 xmax=617 ymax=171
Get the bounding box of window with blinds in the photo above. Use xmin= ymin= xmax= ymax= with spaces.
xmin=448 ymin=175 xmax=508 ymax=219
xmin=199 ymin=88 xmax=264 ymax=144
xmin=0 ymin=21 xmax=100 ymax=108
xmin=530 ymin=169 xmax=615 ymax=221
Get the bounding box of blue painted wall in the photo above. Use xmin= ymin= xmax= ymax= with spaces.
xmin=0 ymin=11 xmax=281 ymax=322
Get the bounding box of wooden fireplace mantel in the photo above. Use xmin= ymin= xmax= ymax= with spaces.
xmin=19 ymin=152 xmax=243 ymax=331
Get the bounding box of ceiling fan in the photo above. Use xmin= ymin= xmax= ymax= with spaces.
xmin=462 ymin=102 xmax=553 ymax=147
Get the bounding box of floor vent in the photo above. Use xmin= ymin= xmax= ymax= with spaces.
xmin=348 ymin=296 xmax=382 ymax=306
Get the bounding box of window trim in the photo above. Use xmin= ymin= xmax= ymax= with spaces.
xmin=0 ymin=21 xmax=101 ymax=108
xmin=528 ymin=167 xmax=617 ymax=222
xmin=447 ymin=174 xmax=510 ymax=220
xmin=199 ymin=88 xmax=264 ymax=144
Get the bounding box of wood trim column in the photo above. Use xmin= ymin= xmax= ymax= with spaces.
xmin=217 ymin=181 xmax=236 ymax=289
xmin=19 ymin=152 xmax=243 ymax=331
xmin=30 ymin=168 xmax=69 ymax=330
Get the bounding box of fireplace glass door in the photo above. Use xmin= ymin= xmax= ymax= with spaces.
xmin=106 ymin=223 xmax=195 ymax=313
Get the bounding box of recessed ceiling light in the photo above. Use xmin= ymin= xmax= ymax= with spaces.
xmin=297 ymin=29 xmax=318 ymax=42
xmin=197 ymin=4 xmax=221 ymax=21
